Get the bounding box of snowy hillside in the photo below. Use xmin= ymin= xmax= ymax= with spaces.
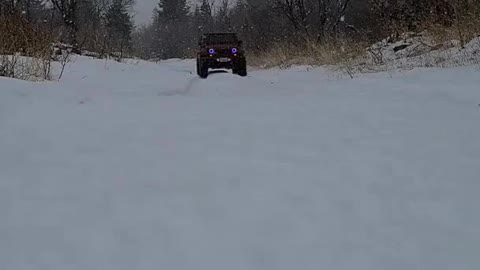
xmin=1 ymin=57 xmax=480 ymax=270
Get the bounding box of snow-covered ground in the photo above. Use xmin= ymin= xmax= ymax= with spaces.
xmin=1 ymin=56 xmax=480 ymax=270
xmin=363 ymin=35 xmax=480 ymax=71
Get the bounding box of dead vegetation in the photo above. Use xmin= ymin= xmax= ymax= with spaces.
xmin=245 ymin=0 xmax=480 ymax=74
xmin=249 ymin=19 xmax=480 ymax=77
xmin=0 ymin=14 xmax=53 ymax=81
xmin=247 ymin=39 xmax=367 ymax=69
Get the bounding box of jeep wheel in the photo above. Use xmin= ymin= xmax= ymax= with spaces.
xmin=235 ymin=58 xmax=247 ymax=77
xmin=196 ymin=58 xmax=200 ymax=76
xmin=198 ymin=59 xmax=208 ymax=79
xmin=238 ymin=68 xmax=247 ymax=77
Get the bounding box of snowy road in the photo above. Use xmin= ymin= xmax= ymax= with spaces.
xmin=1 ymin=57 xmax=480 ymax=270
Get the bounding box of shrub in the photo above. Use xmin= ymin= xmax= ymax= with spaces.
xmin=0 ymin=13 xmax=53 ymax=80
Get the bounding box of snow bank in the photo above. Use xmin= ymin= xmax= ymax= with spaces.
xmin=0 ymin=54 xmax=51 ymax=81
xmin=1 ymin=57 xmax=479 ymax=270
xmin=360 ymin=32 xmax=480 ymax=71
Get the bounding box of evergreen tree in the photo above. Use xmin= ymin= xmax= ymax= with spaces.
xmin=105 ymin=0 xmax=134 ymax=57
xmin=197 ymin=0 xmax=213 ymax=32
xmin=50 ymin=0 xmax=79 ymax=48
xmin=18 ymin=0 xmax=47 ymax=23
xmin=151 ymin=0 xmax=191 ymax=59
xmin=0 ymin=0 xmax=14 ymax=16
xmin=215 ymin=0 xmax=232 ymax=32
xmin=154 ymin=0 xmax=189 ymax=24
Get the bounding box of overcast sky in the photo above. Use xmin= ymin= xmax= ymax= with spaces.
xmin=134 ymin=0 xmax=202 ymax=26
xmin=133 ymin=0 xmax=157 ymax=25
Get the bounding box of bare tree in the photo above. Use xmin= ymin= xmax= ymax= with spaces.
xmin=50 ymin=0 xmax=79 ymax=49
xmin=273 ymin=0 xmax=352 ymax=43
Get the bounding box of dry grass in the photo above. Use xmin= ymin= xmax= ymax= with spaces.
xmin=248 ymin=7 xmax=480 ymax=75
xmin=249 ymin=22 xmax=479 ymax=78
xmin=428 ymin=20 xmax=480 ymax=47
xmin=248 ymin=40 xmax=367 ymax=69
xmin=0 ymin=14 xmax=53 ymax=81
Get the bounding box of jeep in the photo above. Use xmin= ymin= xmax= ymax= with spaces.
xmin=196 ymin=33 xmax=247 ymax=78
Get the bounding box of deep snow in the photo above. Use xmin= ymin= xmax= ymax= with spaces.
xmin=1 ymin=56 xmax=480 ymax=270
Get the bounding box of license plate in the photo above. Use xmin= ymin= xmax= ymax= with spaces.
xmin=217 ymin=58 xmax=230 ymax=62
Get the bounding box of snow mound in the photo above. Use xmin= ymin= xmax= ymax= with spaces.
xmin=361 ymin=32 xmax=480 ymax=71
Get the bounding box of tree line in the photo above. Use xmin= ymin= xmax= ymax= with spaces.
xmin=1 ymin=0 xmax=134 ymax=58
xmin=135 ymin=0 xmax=480 ymax=60
xmin=1 ymin=0 xmax=479 ymax=61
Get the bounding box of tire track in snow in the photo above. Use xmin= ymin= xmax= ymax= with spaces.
xmin=157 ymin=69 xmax=236 ymax=97
xmin=158 ymin=76 xmax=199 ymax=96
xmin=156 ymin=62 xmax=199 ymax=96
xmin=157 ymin=63 xmax=254 ymax=97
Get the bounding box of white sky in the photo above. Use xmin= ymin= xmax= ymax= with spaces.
xmin=133 ymin=0 xmax=201 ymax=26
xmin=133 ymin=0 xmax=158 ymax=25
xmin=133 ymin=0 xmax=232 ymax=26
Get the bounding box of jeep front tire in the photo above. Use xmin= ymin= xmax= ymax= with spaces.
xmin=235 ymin=57 xmax=247 ymax=77
xmin=197 ymin=58 xmax=208 ymax=78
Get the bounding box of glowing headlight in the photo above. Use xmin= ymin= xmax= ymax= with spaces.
xmin=231 ymin=48 xmax=238 ymax=54
xmin=208 ymin=48 xmax=215 ymax=54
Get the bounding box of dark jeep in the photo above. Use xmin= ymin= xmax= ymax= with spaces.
xmin=196 ymin=33 xmax=247 ymax=78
